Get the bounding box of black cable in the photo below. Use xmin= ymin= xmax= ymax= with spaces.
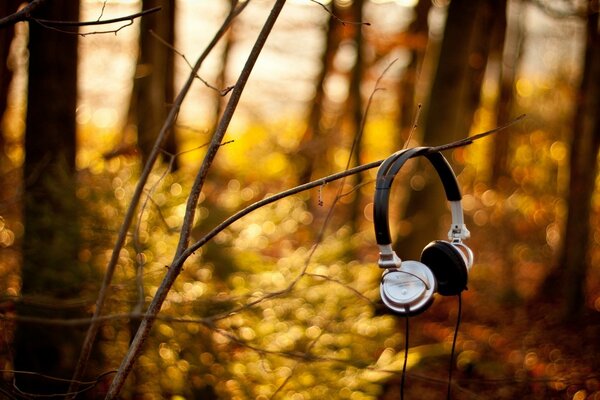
xmin=447 ymin=293 xmax=462 ymax=400
xmin=401 ymin=313 xmax=409 ymax=400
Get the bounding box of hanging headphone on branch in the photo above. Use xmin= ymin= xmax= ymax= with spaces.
xmin=373 ymin=147 xmax=473 ymax=315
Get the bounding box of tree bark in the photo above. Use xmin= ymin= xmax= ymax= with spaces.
xmin=129 ymin=0 xmax=178 ymax=168
xmin=296 ymin=1 xmax=342 ymax=184
xmin=14 ymin=0 xmax=82 ymax=393
xmin=491 ymin=0 xmax=523 ymax=185
xmin=548 ymin=2 xmax=600 ymax=320
xmin=348 ymin=0 xmax=365 ymax=233
xmin=397 ymin=0 xmax=431 ymax=142
xmin=0 ymin=0 xmax=20 ymax=169
xmin=396 ymin=0 xmax=497 ymax=258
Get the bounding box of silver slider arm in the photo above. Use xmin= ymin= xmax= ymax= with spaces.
xmin=448 ymin=201 xmax=471 ymax=242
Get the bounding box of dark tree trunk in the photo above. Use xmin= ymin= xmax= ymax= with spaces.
xmin=296 ymin=1 xmax=342 ymax=184
xmin=397 ymin=0 xmax=431 ymax=143
xmin=14 ymin=0 xmax=83 ymax=393
xmin=129 ymin=0 xmax=178 ymax=169
xmin=491 ymin=0 xmax=524 ymax=185
xmin=0 ymin=0 xmax=20 ymax=382
xmin=348 ymin=0 xmax=365 ymax=233
xmin=466 ymin=0 xmax=507 ymax=128
xmin=0 ymin=0 xmax=19 ymax=169
xmin=396 ymin=0 xmax=499 ymax=258
xmin=212 ymin=0 xmax=236 ymax=129
xmin=485 ymin=0 xmax=523 ymax=304
xmin=546 ymin=2 xmax=600 ymax=320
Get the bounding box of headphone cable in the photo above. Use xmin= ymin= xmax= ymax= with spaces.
xmin=401 ymin=314 xmax=409 ymax=400
xmin=447 ymin=293 xmax=462 ymax=400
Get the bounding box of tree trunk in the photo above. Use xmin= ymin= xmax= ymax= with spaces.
xmin=397 ymin=0 xmax=431 ymax=143
xmin=348 ymin=0 xmax=365 ymax=233
xmin=491 ymin=0 xmax=524 ymax=185
xmin=396 ymin=0 xmax=496 ymax=258
xmin=466 ymin=0 xmax=506 ymax=129
xmin=14 ymin=0 xmax=82 ymax=393
xmin=0 ymin=0 xmax=19 ymax=170
xmin=129 ymin=0 xmax=178 ymax=169
xmin=296 ymin=1 xmax=341 ymax=184
xmin=485 ymin=0 xmax=525 ymax=304
xmin=548 ymin=2 xmax=600 ymax=320
xmin=211 ymin=0 xmax=237 ymax=130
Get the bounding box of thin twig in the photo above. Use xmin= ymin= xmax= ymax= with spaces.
xmin=96 ymin=1 xmax=108 ymax=22
xmin=9 ymin=370 xmax=115 ymax=399
xmin=33 ymin=18 xmax=135 ymax=36
xmin=429 ymin=114 xmax=526 ymax=152
xmin=270 ymin=328 xmax=326 ymax=398
xmin=309 ymin=0 xmax=371 ymax=26
xmin=149 ymin=29 xmax=235 ymax=96
xmin=403 ymin=103 xmax=422 ymax=149
xmin=304 ymin=273 xmax=375 ymax=304
xmin=351 ymin=58 xmax=398 ymax=169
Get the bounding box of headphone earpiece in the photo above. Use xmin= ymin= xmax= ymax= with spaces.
xmin=380 ymin=261 xmax=436 ymax=315
xmin=373 ymin=148 xmax=474 ymax=315
xmin=421 ymin=241 xmax=468 ymax=296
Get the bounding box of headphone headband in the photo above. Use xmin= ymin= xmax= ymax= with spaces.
xmin=373 ymin=148 xmax=469 ymax=257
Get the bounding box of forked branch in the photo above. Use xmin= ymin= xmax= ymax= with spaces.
xmin=0 ymin=2 xmax=160 ymax=31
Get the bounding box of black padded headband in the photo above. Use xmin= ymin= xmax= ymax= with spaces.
xmin=373 ymin=147 xmax=462 ymax=245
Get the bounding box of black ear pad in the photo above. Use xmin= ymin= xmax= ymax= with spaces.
xmin=421 ymin=241 xmax=468 ymax=296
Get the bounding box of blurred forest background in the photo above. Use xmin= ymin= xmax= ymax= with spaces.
xmin=0 ymin=0 xmax=599 ymax=399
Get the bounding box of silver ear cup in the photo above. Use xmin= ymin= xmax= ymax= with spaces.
xmin=453 ymin=242 xmax=474 ymax=271
xmin=380 ymin=260 xmax=437 ymax=315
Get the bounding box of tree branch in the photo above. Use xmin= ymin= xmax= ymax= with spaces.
xmin=309 ymin=0 xmax=371 ymax=26
xmin=0 ymin=0 xmax=47 ymax=28
xmin=34 ymin=6 xmax=161 ymax=27
xmin=149 ymin=29 xmax=235 ymax=95
xmin=33 ymin=7 xmax=162 ymax=36
xmin=0 ymin=3 xmax=160 ymax=34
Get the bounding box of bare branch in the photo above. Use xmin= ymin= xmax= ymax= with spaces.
xmin=429 ymin=114 xmax=526 ymax=152
xmin=31 ymin=7 xmax=161 ymax=36
xmin=96 ymin=0 xmax=108 ymax=22
xmin=149 ymin=29 xmax=234 ymax=95
xmin=0 ymin=0 xmax=47 ymax=28
xmin=6 ymin=369 xmax=116 ymax=399
xmin=1 ymin=4 xmax=160 ymax=36
xmin=403 ymin=103 xmax=422 ymax=149
xmin=309 ymin=0 xmax=371 ymax=26
xmin=34 ymin=6 xmax=161 ymax=27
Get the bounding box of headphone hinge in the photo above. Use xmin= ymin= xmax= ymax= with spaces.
xmin=378 ymin=244 xmax=402 ymax=269
xmin=448 ymin=224 xmax=470 ymax=242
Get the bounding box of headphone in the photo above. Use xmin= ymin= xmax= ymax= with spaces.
xmin=373 ymin=147 xmax=473 ymax=315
